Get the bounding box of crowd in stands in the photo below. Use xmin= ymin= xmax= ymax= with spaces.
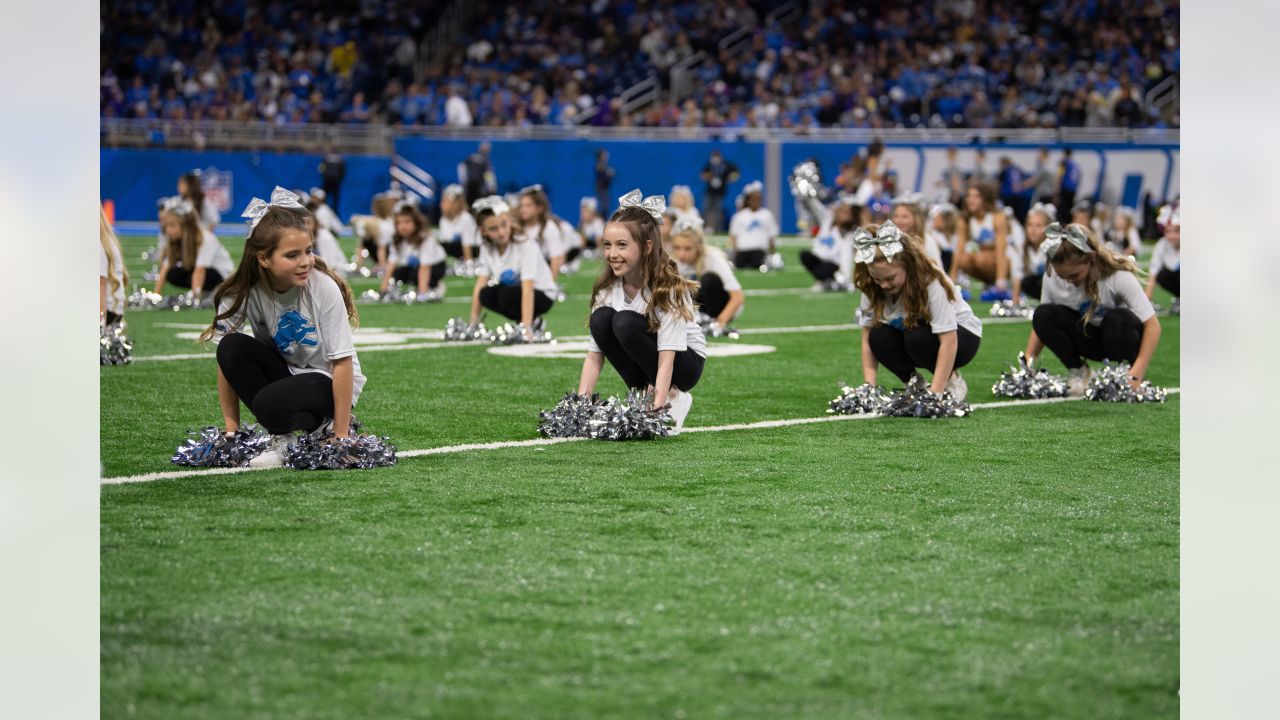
xmin=101 ymin=0 xmax=1180 ymax=130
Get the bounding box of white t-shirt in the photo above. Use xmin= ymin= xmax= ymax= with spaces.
xmin=1026 ymin=242 xmax=1048 ymax=276
xmin=199 ymin=199 xmax=221 ymax=231
xmin=926 ymin=227 xmax=957 ymax=252
xmin=672 ymin=206 xmax=702 ymax=224
xmin=313 ymin=203 xmax=344 ymax=238
xmin=99 ymin=242 xmax=126 ymax=317
xmin=1005 ymin=217 xmax=1026 ymax=276
xmin=810 ymin=218 xmax=856 ymax=280
xmin=438 ymin=212 xmax=480 ymax=248
xmin=729 ymin=207 xmax=779 ymax=252
xmin=580 ymin=217 xmax=604 ymax=245
xmin=1149 ymin=238 xmax=1180 ymax=275
xmin=521 ymin=219 xmax=566 ymax=260
xmin=196 ymin=229 xmax=235 ymax=277
xmin=678 ymin=246 xmax=742 ymax=292
xmin=388 ymin=232 xmax=445 ymax=267
xmin=212 ymin=271 xmax=367 ymax=404
xmin=476 ymin=240 xmax=558 ymax=300
xmin=587 ymin=279 xmax=707 ymax=356
xmin=968 ymin=212 xmax=997 ymax=248
xmin=314 ymin=227 xmax=347 ymax=277
xmin=858 ymin=277 xmax=983 ymax=337
xmin=1041 ymin=269 xmax=1155 ymax=326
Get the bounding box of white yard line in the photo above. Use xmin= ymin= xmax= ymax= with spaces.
xmin=101 ymin=388 xmax=1179 ymax=486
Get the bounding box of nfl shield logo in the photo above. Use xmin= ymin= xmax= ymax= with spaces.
xmin=199 ymin=167 xmax=234 ymax=214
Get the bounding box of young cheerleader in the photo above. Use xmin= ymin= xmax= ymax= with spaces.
xmin=1019 ymin=202 xmax=1057 ymax=301
xmin=352 ymin=193 xmax=396 ymax=274
xmin=303 ymin=200 xmax=349 ymax=278
xmin=890 ymin=192 xmax=941 ymax=267
xmin=437 ymin=184 xmax=480 ymax=263
xmin=577 ymin=190 xmax=704 ymax=430
xmin=951 ymin=183 xmax=1012 ymax=300
xmin=199 ymin=187 xmax=366 ymax=468
xmin=579 ymin=197 xmax=605 ymax=254
xmin=926 ymin=202 xmax=959 ymax=275
xmin=100 ymin=205 xmax=127 ymax=325
xmin=309 ymin=187 xmax=345 ymax=238
xmin=1104 ymin=206 xmax=1142 ymax=257
xmin=1003 ymin=205 xmax=1028 ymax=301
xmin=798 ymin=192 xmax=861 ymax=290
xmin=154 ymin=197 xmax=235 ymax=297
xmin=516 ymin=185 xmax=568 ymax=280
xmin=1145 ymin=210 xmax=1179 ymax=301
xmin=178 ymin=171 xmax=221 ymax=230
xmin=1025 ymin=222 xmax=1161 ymax=396
xmin=855 ymin=220 xmax=982 ymax=400
xmin=669 ymin=185 xmax=702 ymax=224
xmin=468 ymin=196 xmax=559 ymax=336
xmin=670 ymin=217 xmax=745 ymax=326
xmin=728 ymin=181 xmax=779 ymax=270
xmin=379 ymin=202 xmax=447 ymax=297
xmin=559 ymin=213 xmax=585 ymax=269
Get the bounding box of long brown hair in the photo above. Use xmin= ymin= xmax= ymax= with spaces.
xmin=853 ymin=224 xmax=955 ymax=330
xmin=392 ymin=204 xmax=429 ymax=257
xmin=519 ymin=186 xmax=550 ymax=243
xmin=590 ymin=206 xmax=699 ymax=332
xmin=100 ymin=205 xmax=128 ymax=297
xmin=1046 ymin=223 xmax=1140 ymax=326
xmin=179 ymin=172 xmax=205 ymax=216
xmin=200 ymin=206 xmax=358 ymax=342
xmin=962 ymin=182 xmax=997 ymax=222
xmin=161 ymin=208 xmax=204 ymax=268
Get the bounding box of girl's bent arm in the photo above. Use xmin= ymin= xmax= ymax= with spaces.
xmin=1025 ymin=329 xmax=1044 ymax=361
xmin=521 ymin=279 xmax=536 ymax=330
xmin=718 ymin=290 xmax=745 ymax=326
xmin=653 ymin=350 xmax=676 ymax=408
xmin=191 ymin=266 xmax=207 ymax=296
xmin=417 ymin=263 xmax=430 ymax=294
xmin=217 ymin=367 xmax=241 ymax=432
xmin=470 ymin=276 xmax=487 ymax=324
xmin=860 ymin=330 xmax=879 ymax=385
xmin=330 ymin=357 xmax=353 ymax=439
xmin=930 ymin=330 xmax=958 ymax=394
xmin=154 ymin=259 xmax=170 ymax=294
xmin=1130 ymin=316 xmax=1162 ymax=385
xmin=578 ymin=351 xmax=604 ymax=396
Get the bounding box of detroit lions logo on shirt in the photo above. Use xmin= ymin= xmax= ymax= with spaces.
xmin=888 ymin=317 xmax=905 ymax=330
xmin=975 ymin=227 xmax=995 ymax=245
xmin=819 ymin=234 xmax=835 ymax=248
xmin=747 ymin=219 xmax=763 ymax=231
xmin=273 ymin=310 xmax=318 ymax=355
xmin=499 ymin=269 xmax=520 ymax=286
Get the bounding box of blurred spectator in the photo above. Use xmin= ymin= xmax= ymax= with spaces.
xmin=1057 ymin=148 xmax=1082 ymax=214
xmin=458 ymin=141 xmax=496 ymax=204
xmin=700 ymin=149 xmax=740 ymax=233
xmin=318 ymin=147 xmax=347 ymax=213
xmin=594 ymin=149 xmax=616 ymax=214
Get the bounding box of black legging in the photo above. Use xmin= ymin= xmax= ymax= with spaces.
xmin=589 ymin=308 xmax=705 ymax=391
xmin=565 ymin=246 xmax=582 ymax=264
xmin=733 ymin=249 xmax=767 ymax=269
xmin=1021 ymin=272 xmax=1044 ymax=301
xmin=799 ymin=250 xmax=839 ymax=281
xmin=391 ymin=261 xmax=446 ymax=289
xmin=478 ymin=284 xmax=554 ymax=322
xmin=1031 ymin=304 xmax=1143 ymax=369
xmin=694 ymin=273 xmax=730 ymax=318
xmin=165 ymin=266 xmax=224 ymax=292
xmin=216 ymin=333 xmax=335 ymax=434
xmin=1156 ymin=268 xmax=1179 ymax=297
xmin=440 ymin=240 xmax=465 ymax=259
xmin=867 ymin=324 xmax=981 ymax=384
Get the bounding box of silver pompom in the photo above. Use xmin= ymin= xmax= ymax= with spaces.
xmin=697 ymin=312 xmax=739 ymax=340
xmin=989 ymin=299 xmax=1034 ymax=318
xmin=127 ymin=286 xmax=164 ymax=309
xmin=827 ymin=382 xmax=890 ymax=415
xmin=788 ymin=161 xmax=823 ymax=200
xmin=765 ymin=252 xmax=785 ymax=271
xmin=172 ymin=425 xmax=271 ymax=467
xmin=100 ymin=320 xmax=134 ymax=365
xmin=881 ymin=374 xmax=971 ymax=418
xmin=444 ymin=316 xmax=488 ymax=341
xmin=487 ymin=321 xmax=554 ymax=345
xmin=992 ymin=352 xmax=1068 ymax=399
xmin=284 ymin=417 xmax=398 ymax=470
xmin=1084 ymin=361 xmax=1167 ymax=403
xmin=537 ymin=389 xmax=672 ymax=440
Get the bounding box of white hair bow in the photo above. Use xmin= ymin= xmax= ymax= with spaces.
xmin=471 ymin=195 xmax=510 ymax=216
xmin=160 ymin=196 xmax=195 ymax=216
xmin=617 ymin=189 xmax=666 ymax=221
xmin=242 ymin=186 xmax=305 ymax=230
xmin=853 ymin=220 xmax=906 ymax=264
xmin=672 ymin=216 xmax=705 ymax=234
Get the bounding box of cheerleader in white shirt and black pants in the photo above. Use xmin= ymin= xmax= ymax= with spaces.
xmin=468 ymin=196 xmax=559 ymax=336
xmin=154 ymin=196 xmax=235 ymax=297
xmin=728 ymin=181 xmax=779 ymax=270
xmin=1026 ymin=223 xmax=1162 ymax=396
xmin=437 ymin=184 xmax=480 ymax=263
xmin=798 ymin=192 xmax=861 ymax=289
xmin=577 ymin=191 xmax=705 ymax=431
xmin=669 ymin=216 xmax=745 ymax=324
xmin=1145 ymin=211 xmax=1179 ymax=301
xmin=380 ymin=202 xmax=447 ymax=296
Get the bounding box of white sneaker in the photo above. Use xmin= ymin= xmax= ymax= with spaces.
xmin=667 ymin=389 xmax=694 ymax=433
xmin=1067 ymin=366 xmax=1092 ymax=398
xmin=944 ymin=370 xmax=968 ymax=401
xmin=250 ymin=433 xmax=294 ymax=468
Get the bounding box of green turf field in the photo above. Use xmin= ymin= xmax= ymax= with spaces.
xmin=101 ymin=233 xmax=1179 ymax=719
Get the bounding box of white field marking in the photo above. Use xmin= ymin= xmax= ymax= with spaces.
xmin=129 ymin=316 xmax=1032 ymax=363
xmin=489 ymin=341 xmax=776 ymax=360
xmin=101 ymin=389 xmax=1179 ymax=486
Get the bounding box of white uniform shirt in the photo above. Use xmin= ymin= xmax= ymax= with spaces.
xmin=388 ymin=231 xmax=446 ymax=267
xmin=199 ymin=199 xmax=221 ymax=231
xmin=1041 ymin=269 xmax=1155 ymax=326
xmin=858 ymin=277 xmax=983 ymax=337
xmin=314 ymin=227 xmax=347 ymax=277
xmin=196 ymin=229 xmax=235 ymax=277
xmin=1149 ymin=238 xmax=1180 ymax=275
xmin=729 ymin=207 xmax=779 ymax=252
xmin=212 ymin=271 xmax=367 ymax=404
xmin=375 ymin=218 xmax=395 ymax=248
xmin=1026 ymin=242 xmax=1048 ymax=275
xmin=100 ymin=241 xmax=126 ymax=317
xmin=678 ymin=246 xmax=742 ymax=292
xmin=558 ymin=218 xmax=583 ymax=250
xmin=1005 ymin=216 xmax=1026 ymax=276
xmin=968 ymin=212 xmax=997 ymax=248
xmin=810 ymin=216 xmax=857 ymax=280
xmin=672 ymin=206 xmax=702 ymax=225
xmin=522 ymin=219 xmax=566 ymax=260
xmin=476 ymin=240 xmax=558 ymax=300
xmin=580 ymin=217 xmax=604 ymax=246
xmin=313 ymin=203 xmax=344 ymax=238
xmin=587 ymin=279 xmax=707 ymax=356
xmin=438 ymin=212 xmax=480 ymax=249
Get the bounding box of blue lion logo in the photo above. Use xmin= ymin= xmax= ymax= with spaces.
xmin=747 ymin=219 xmax=762 ymax=231
xmin=976 ymin=227 xmax=994 ymax=245
xmin=273 ymin=310 xmax=319 ymax=355
xmin=819 ymin=234 xmax=834 ymax=248
xmin=499 ymin=269 xmax=520 ymax=286
xmin=888 ymin=317 xmax=905 ymax=330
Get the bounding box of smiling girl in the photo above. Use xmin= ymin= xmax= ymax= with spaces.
xmin=577 ymin=190 xmax=705 ymax=431
xmin=670 ymin=217 xmax=744 ymax=326
xmin=199 ymin=188 xmax=364 ymax=468
xmin=855 ymin=220 xmax=982 ymax=400
xmin=1025 ymin=222 xmax=1160 ymax=396
xmin=468 ymin=196 xmax=559 ymax=337
xmin=153 ymin=196 xmax=235 ymax=298
xmin=951 ymin=183 xmax=1011 ymax=300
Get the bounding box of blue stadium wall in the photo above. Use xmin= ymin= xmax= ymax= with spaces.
xmin=103 ymin=139 xmax=1179 ymax=232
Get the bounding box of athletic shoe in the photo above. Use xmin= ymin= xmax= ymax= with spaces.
xmin=944 ymin=371 xmax=968 ymax=401
xmin=667 ymin=389 xmax=694 ymax=433
xmin=980 ymin=286 xmax=1012 ymax=302
xmin=1066 ymin=366 xmax=1092 ymax=398
xmin=959 ymin=286 xmax=972 ymax=301
xmin=249 ymin=433 xmax=294 ymax=468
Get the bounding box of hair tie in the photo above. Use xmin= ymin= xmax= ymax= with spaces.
xmin=617 ymin=189 xmax=666 ymax=221
xmin=241 ymin=186 xmax=304 ymax=230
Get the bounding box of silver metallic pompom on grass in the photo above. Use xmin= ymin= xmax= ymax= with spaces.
xmin=697 ymin=312 xmax=739 ymax=340
xmin=172 ymin=425 xmax=271 ymax=467
xmin=100 ymin=320 xmax=134 ymax=365
xmin=444 ymin=316 xmax=489 ymax=341
xmin=538 ymin=389 xmax=673 ymax=440
xmin=487 ymin=321 xmax=554 ymax=345
xmin=127 ymin=287 xmax=213 ymax=311
xmin=284 ymin=422 xmax=398 ymax=470
xmin=992 ymin=352 xmax=1068 ymax=399
xmin=988 ymin=299 xmax=1034 ymax=318
xmin=1084 ymin=362 xmax=1168 ymax=403
xmin=880 ymin=375 xmax=971 ymax=418
xmin=827 ymin=382 xmax=890 ymax=415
